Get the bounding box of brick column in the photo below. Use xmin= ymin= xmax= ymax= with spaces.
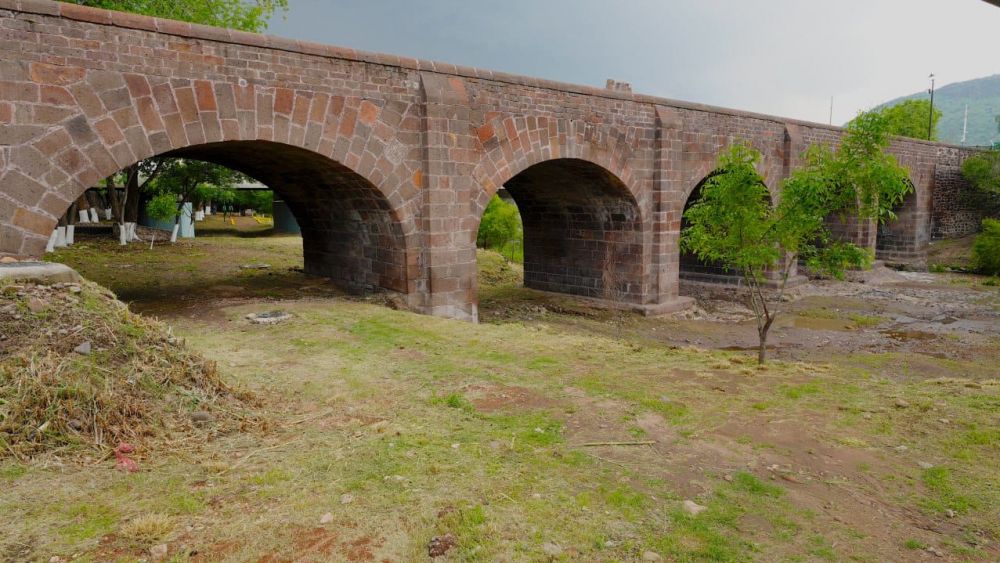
xmin=648 ymin=106 xmax=695 ymax=314
xmin=419 ymin=72 xmax=478 ymax=321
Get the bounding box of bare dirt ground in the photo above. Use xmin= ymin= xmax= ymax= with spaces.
xmin=2 ymin=233 xmax=997 ymax=562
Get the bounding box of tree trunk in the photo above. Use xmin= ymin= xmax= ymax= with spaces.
xmin=124 ymin=169 xmax=141 ymax=224
xmin=757 ymin=315 xmax=775 ymax=365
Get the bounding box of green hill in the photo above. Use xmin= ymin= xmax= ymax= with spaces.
xmin=880 ymin=74 xmax=1000 ymax=146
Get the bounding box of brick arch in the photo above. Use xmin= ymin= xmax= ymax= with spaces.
xmin=2 ymin=66 xmax=423 ymax=295
xmin=467 ymin=116 xmax=649 ymax=305
xmin=470 ymin=115 xmax=644 ymax=219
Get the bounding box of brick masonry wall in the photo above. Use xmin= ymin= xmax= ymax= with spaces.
xmin=0 ymin=0 xmax=984 ymax=320
xmin=932 ymin=165 xmax=984 ymax=238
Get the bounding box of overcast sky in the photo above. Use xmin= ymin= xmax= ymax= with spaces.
xmin=268 ymin=1 xmax=1000 ymax=125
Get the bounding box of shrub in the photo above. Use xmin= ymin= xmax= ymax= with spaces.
xmin=477 ymin=195 xmax=522 ymax=260
xmin=972 ymin=218 xmax=1000 ymax=275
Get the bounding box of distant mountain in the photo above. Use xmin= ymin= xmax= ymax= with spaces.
xmin=879 ymin=74 xmax=1000 ymax=146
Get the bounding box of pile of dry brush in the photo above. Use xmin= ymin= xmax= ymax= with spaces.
xmin=0 ymin=279 xmax=257 ymax=460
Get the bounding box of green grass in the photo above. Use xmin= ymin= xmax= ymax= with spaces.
xmin=5 ymin=233 xmax=997 ymax=561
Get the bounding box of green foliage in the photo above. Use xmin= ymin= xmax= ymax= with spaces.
xmin=681 ymin=142 xmax=777 ymax=279
xmin=477 ymin=195 xmax=523 ymax=262
xmin=972 ymin=219 xmax=1000 ymax=275
xmin=961 ymin=149 xmax=1000 ymax=214
xmin=148 ymin=159 xmax=245 ymax=212
xmin=234 ymin=189 xmax=274 ymax=214
xmin=682 ymin=112 xmax=911 ymax=363
xmin=144 ymin=192 xmax=177 ymax=222
xmin=877 ymin=75 xmax=1000 ymax=146
xmin=822 ymin=110 xmax=915 ymax=225
xmin=68 ymin=0 xmax=288 ymax=32
xmin=862 ymin=99 xmax=941 ymax=141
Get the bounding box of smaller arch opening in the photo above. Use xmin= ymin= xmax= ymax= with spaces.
xmin=876 ymin=182 xmax=923 ymax=263
xmin=476 ymin=158 xmax=646 ymax=307
xmin=679 ymin=172 xmax=774 ymax=285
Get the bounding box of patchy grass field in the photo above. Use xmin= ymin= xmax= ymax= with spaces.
xmin=2 ymin=233 xmax=999 ymax=561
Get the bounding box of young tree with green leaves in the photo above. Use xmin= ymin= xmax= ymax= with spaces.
xmin=683 ymin=112 xmax=912 ymax=364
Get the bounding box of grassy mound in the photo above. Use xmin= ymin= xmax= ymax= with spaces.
xmin=0 ymin=279 xmax=253 ymax=459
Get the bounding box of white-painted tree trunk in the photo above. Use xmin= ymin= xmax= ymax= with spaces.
xmin=104 ymin=208 xmax=113 ymax=220
xmin=78 ymin=210 xmax=90 ymax=223
xmin=54 ymin=226 xmax=67 ymax=247
xmin=45 ymin=230 xmax=58 ymax=253
xmin=170 ymin=224 xmax=180 ymax=243
xmin=118 ymin=223 xmax=128 ymax=245
xmin=65 ymin=225 xmax=75 ymax=245
xmin=89 ymin=208 xmax=100 ymax=223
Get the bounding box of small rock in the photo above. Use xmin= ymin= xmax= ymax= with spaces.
xmin=723 ymin=474 xmax=733 ymax=482
xmin=926 ymin=546 xmax=944 ymax=557
xmin=27 ymin=297 xmax=47 ymax=313
xmin=48 ymin=557 xmax=62 ymax=563
xmin=73 ymin=341 xmax=92 ymax=355
xmin=918 ymin=461 xmax=934 ymax=470
xmin=451 ymin=443 xmax=460 ymax=449
xmin=542 ymin=542 xmax=563 ymax=557
xmin=682 ymin=500 xmax=707 ymax=516
xmin=945 ymin=509 xmax=956 ymax=518
xmin=68 ymin=285 xmax=82 ymax=294
xmin=319 ymin=512 xmax=334 ymax=524
xmin=938 ymin=418 xmax=950 ymax=424
xmin=340 ymin=493 xmax=354 ymax=505
xmin=894 ymin=398 xmax=910 ymax=408
xmin=427 ymin=533 xmax=456 ymax=557
xmin=239 ymin=263 xmax=271 ymax=270
xmin=895 ymin=445 xmax=908 ymax=452
xmin=190 ymin=411 xmax=214 ymax=424
xmin=149 ymin=544 xmax=168 ymax=561
xmin=0 ymin=256 xmax=17 ymax=264
xmin=642 ymin=550 xmax=663 ymax=561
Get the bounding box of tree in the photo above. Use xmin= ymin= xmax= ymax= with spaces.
xmin=72 ymin=0 xmax=287 ymax=242
xmin=147 ymin=160 xmax=245 ymax=242
xmin=66 ymin=0 xmax=288 ymax=33
xmin=477 ymin=195 xmax=523 ymax=262
xmin=960 ymin=115 xmax=1000 ymax=214
xmin=682 ymin=112 xmax=912 ymax=364
xmin=855 ymin=99 xmax=942 ymax=141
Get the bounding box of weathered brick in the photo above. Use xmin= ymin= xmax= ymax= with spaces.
xmin=0 ymin=1 xmax=979 ymax=321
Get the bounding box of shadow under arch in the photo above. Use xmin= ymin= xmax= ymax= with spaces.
xmin=124 ymin=140 xmax=412 ymax=295
xmin=875 ymin=179 xmax=923 ymax=263
xmin=478 ymin=157 xmax=647 ymax=303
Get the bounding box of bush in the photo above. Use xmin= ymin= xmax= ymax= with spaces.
xmin=972 ymin=219 xmax=1000 ymax=275
xmin=477 ymin=195 xmax=522 ymax=261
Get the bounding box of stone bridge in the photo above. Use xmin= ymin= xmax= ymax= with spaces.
xmin=0 ymin=0 xmax=979 ymax=321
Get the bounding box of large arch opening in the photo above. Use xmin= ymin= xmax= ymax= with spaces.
xmin=43 ymin=140 xmax=411 ymax=312
xmin=476 ymin=158 xmax=645 ymax=307
xmin=164 ymin=141 xmax=409 ymax=293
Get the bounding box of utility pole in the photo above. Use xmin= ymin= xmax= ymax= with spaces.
xmin=927 ymin=73 xmax=936 ymax=140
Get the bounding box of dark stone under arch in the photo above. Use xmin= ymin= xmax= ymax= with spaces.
xmin=494 ymin=158 xmax=646 ymax=303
